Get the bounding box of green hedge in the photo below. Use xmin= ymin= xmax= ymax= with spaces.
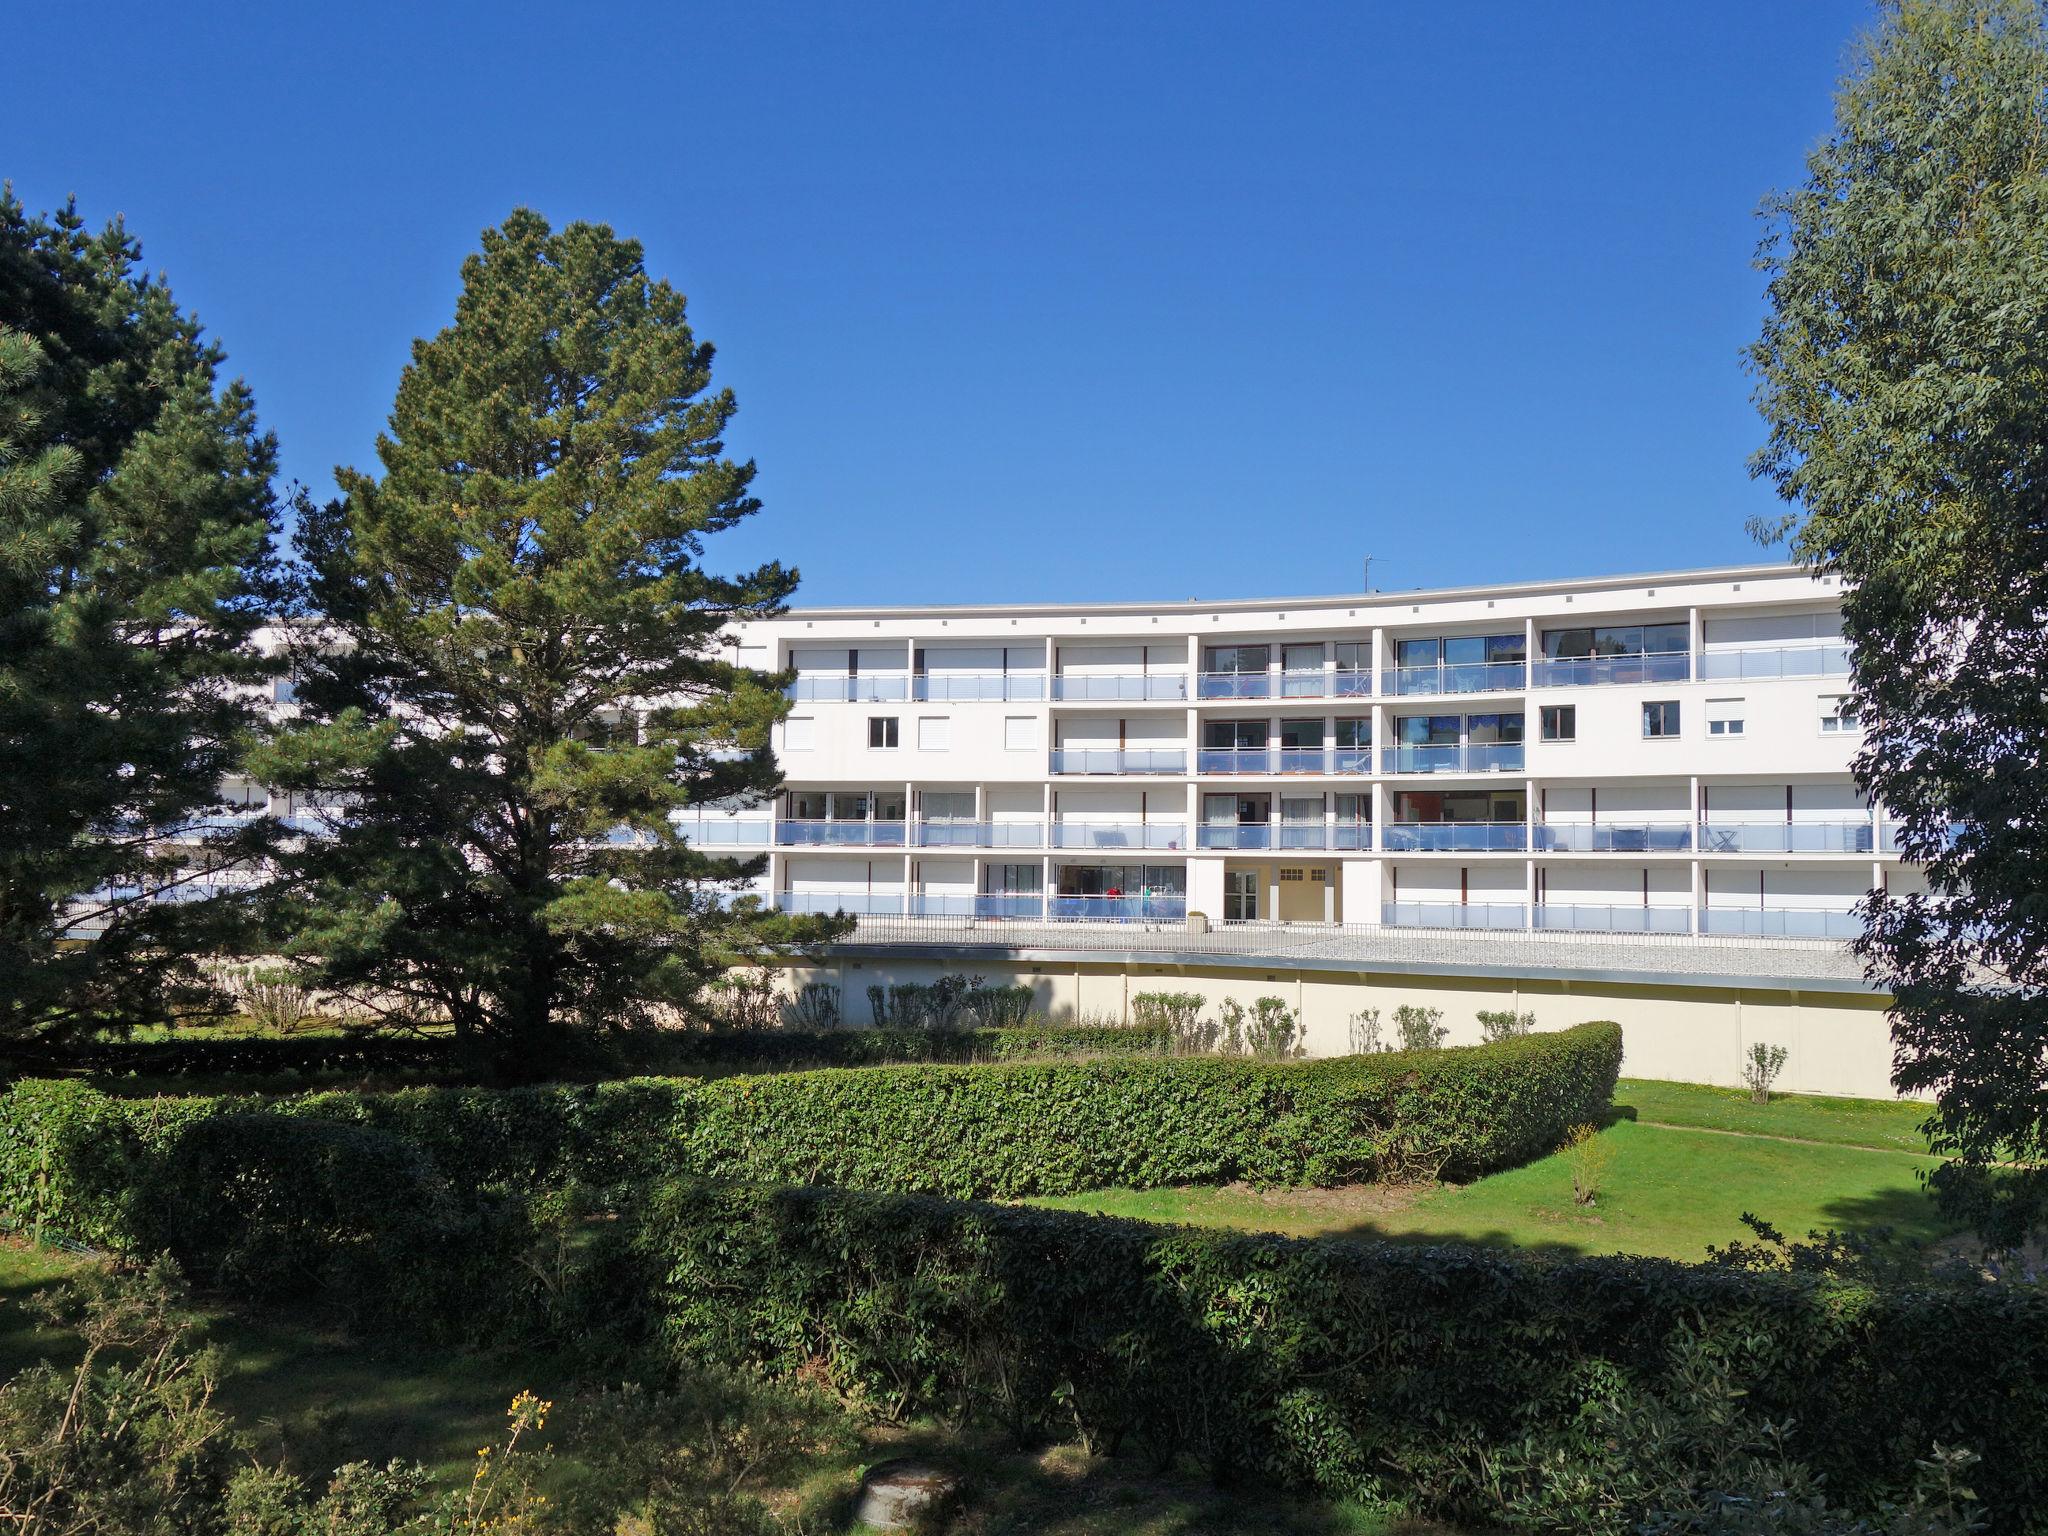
xmin=0 ymin=1023 xmax=1623 ymax=1245
xmin=627 ymin=1179 xmax=2048 ymax=1530
xmin=2 ymin=1021 xmax=1174 ymax=1089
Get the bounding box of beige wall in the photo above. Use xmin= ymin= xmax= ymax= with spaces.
xmin=761 ymin=954 xmax=1911 ymax=1101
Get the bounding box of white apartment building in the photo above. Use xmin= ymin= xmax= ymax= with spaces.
xmin=693 ymin=561 xmax=1910 ymax=940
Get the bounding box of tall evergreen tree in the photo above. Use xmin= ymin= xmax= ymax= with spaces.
xmin=255 ymin=210 xmax=828 ymax=1071
xmin=0 ymin=190 xmax=281 ymax=1045
xmin=1750 ymin=0 xmax=2048 ymax=1246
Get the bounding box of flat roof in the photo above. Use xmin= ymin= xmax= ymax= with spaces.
xmin=768 ymin=560 xmax=1831 ymax=622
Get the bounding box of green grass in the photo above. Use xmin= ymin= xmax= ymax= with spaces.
xmin=1617 ymin=1077 xmax=1936 ymax=1154
xmin=1027 ymin=1117 xmax=1959 ymax=1262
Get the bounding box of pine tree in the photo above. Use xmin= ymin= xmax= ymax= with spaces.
xmin=0 ymin=190 xmax=281 ymax=1045
xmin=1750 ymin=0 xmax=2048 ymax=1246
xmin=255 ymin=209 xmax=830 ymax=1072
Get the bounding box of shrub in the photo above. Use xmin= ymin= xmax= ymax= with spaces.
xmin=704 ymin=972 xmax=783 ymax=1031
xmin=871 ymin=975 xmax=1035 ymax=1030
xmin=1562 ymin=1123 xmax=1614 ymax=1206
xmin=785 ymin=982 xmax=840 ymax=1031
xmin=1394 ymin=1004 xmax=1446 ymax=1052
xmin=1242 ymin=997 xmax=1304 ymax=1059
xmin=229 ymin=966 xmax=323 ymax=1035
xmin=1477 ymin=1008 xmax=1534 ymax=1044
xmin=0 ymin=1024 xmax=1625 ymax=1223
xmin=1744 ymin=1042 xmax=1790 ymax=1104
xmin=629 ymin=1180 xmax=2048 ymax=1531
xmin=1347 ymin=1008 xmax=1385 ymax=1054
xmin=1132 ymin=992 xmax=1213 ymax=1054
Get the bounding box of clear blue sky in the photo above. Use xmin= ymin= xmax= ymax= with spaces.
xmin=8 ymin=1 xmax=1869 ymax=607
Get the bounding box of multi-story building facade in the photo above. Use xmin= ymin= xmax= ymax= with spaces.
xmin=691 ymin=561 xmax=1909 ymax=940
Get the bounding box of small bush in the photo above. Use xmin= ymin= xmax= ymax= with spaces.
xmin=1242 ymin=997 xmax=1304 ymax=1060
xmin=1347 ymin=1008 xmax=1385 ymax=1055
xmin=1562 ymin=1122 xmax=1614 ymax=1206
xmin=1394 ymin=1004 xmax=1447 ymax=1052
xmin=785 ymin=982 xmax=840 ymax=1031
xmin=1744 ymin=1042 xmax=1790 ymax=1104
xmin=1478 ymin=1008 xmax=1534 ymax=1044
xmin=704 ymin=972 xmax=783 ymax=1031
xmin=1133 ymin=992 xmax=1214 ymax=1054
xmin=230 ymin=966 xmax=322 ymax=1035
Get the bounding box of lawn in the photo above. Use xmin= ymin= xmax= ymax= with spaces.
xmin=1028 ymin=1081 xmax=1959 ymax=1262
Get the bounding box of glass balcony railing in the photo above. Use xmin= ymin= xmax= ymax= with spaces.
xmin=1334 ymin=670 xmax=1373 ymax=697
xmin=1381 ymin=822 xmax=1527 ymax=852
xmin=1530 ymin=653 xmax=1691 ymax=688
xmin=1050 ymin=674 xmax=1189 ymax=702
xmin=1534 ymin=904 xmax=1693 ymax=934
xmin=1050 ymin=749 xmax=1187 ymax=774
xmin=1382 ymin=901 xmax=1527 ymax=930
xmin=1197 ymin=748 xmax=1371 ymax=774
xmin=787 ymin=675 xmax=908 ymax=702
xmin=908 ymin=889 xmax=1059 ymax=916
xmin=1382 ymin=661 xmax=1527 ymax=695
xmin=770 ymin=889 xmax=906 ymax=915
xmin=1197 ymin=672 xmax=1272 ymax=700
xmin=1280 ymin=670 xmax=1331 ymax=697
xmin=1699 ymin=644 xmax=1851 ymax=681
xmin=1048 ymin=892 xmax=1188 ymax=921
xmin=1534 ymin=823 xmax=1693 ymax=853
xmin=909 ymin=821 xmax=1045 ymax=848
xmin=773 ymin=819 xmax=907 ymax=847
xmin=1697 ymin=822 xmax=1878 ymax=854
xmin=1278 ymin=823 xmax=1331 ymax=849
xmin=1332 ymin=822 xmax=1372 ymax=850
xmin=1386 ymin=743 xmax=1525 ymax=773
xmin=911 ymin=674 xmax=1046 ymax=702
xmin=674 ymin=817 xmax=773 ymax=846
xmin=1051 ymin=823 xmax=1189 ymax=850
xmin=1198 ymin=748 xmax=1277 ymax=775
xmin=1701 ymin=907 xmax=1863 ymax=939
xmin=1198 ymin=824 xmax=1273 ymax=850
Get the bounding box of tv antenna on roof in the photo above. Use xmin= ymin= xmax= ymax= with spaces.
xmin=1362 ymin=555 xmax=1376 ymax=593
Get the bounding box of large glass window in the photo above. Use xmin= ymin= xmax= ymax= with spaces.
xmin=1334 ymin=717 xmax=1370 ymax=747
xmin=1334 ymin=642 xmax=1369 ymax=673
xmin=1464 ymin=712 xmax=1525 ymax=744
xmin=1540 ymin=705 xmax=1576 ymax=742
xmin=1445 ymin=633 xmax=1525 ymax=665
xmin=1398 ymin=714 xmax=1461 ymax=744
xmin=1279 ymin=718 xmax=1323 ymax=748
xmin=1642 ymin=700 xmax=1681 ymax=738
xmin=1204 ymin=792 xmax=1270 ymax=824
xmin=1204 ymin=644 xmax=1269 ymax=674
xmin=1542 ymin=622 xmax=1688 ymax=659
xmin=1393 ymin=788 xmax=1525 ymax=823
xmin=1203 ymin=719 xmax=1267 ymax=749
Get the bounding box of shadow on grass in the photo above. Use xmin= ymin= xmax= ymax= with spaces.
xmin=812 ymin=1426 xmax=1427 ymax=1536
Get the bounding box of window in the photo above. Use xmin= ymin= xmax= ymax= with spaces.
xmin=868 ymin=717 xmax=899 ymax=749
xmin=785 ymin=717 xmax=816 ymax=751
xmin=1540 ymin=704 xmax=1575 ymax=742
xmin=1334 ymin=717 xmax=1370 ymax=747
xmin=1278 ymin=718 xmax=1323 ymax=748
xmin=1203 ymin=719 xmax=1268 ymax=749
xmin=1707 ymin=698 xmax=1745 ymax=738
xmin=1820 ymin=695 xmax=1862 ymax=734
xmin=1203 ymin=643 xmax=1269 ymax=674
xmin=916 ymin=716 xmax=950 ymax=751
xmin=1003 ymin=715 xmax=1039 ymax=751
xmin=1542 ymin=622 xmax=1688 ymax=659
xmin=1642 ymin=700 xmax=1681 ymax=738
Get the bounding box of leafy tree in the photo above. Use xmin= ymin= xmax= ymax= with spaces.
xmin=1749 ymin=0 xmax=2048 ymax=1245
xmin=254 ymin=209 xmax=833 ymax=1074
xmin=0 ymin=190 xmax=281 ymax=1047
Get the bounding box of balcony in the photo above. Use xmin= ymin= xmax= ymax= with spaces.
xmin=1051 ymin=822 xmax=1189 ymax=850
xmin=674 ymin=816 xmax=773 ymax=847
xmin=1050 ymin=749 xmax=1186 ymax=775
xmin=911 ymin=674 xmax=1046 ymax=702
xmin=1701 ymin=907 xmax=1863 ymax=939
xmin=907 ymin=889 xmax=1056 ymax=917
xmin=1332 ymin=822 xmax=1372 ymax=850
xmin=1386 ymin=743 xmax=1524 ymax=773
xmin=1534 ymin=904 xmax=1693 ymax=934
xmin=1048 ymin=892 xmax=1188 ymax=921
xmin=1699 ymin=643 xmax=1850 ymax=681
xmin=1382 ymin=822 xmax=1527 ymax=852
xmin=771 ymin=889 xmax=907 ymax=916
xmin=773 ymin=819 xmax=907 ymax=847
xmin=1197 ymin=822 xmax=1331 ymax=850
xmin=1050 ymin=674 xmax=1188 ymax=702
xmin=1534 ymin=823 xmax=1693 ymax=853
xmin=1697 ymin=821 xmax=1878 ymax=854
xmin=1196 ymin=747 xmax=1371 ymax=775
xmin=1198 ymin=823 xmax=1274 ymax=850
xmin=1279 ymin=669 xmax=1343 ymax=698
xmin=1383 ymin=660 xmax=1527 ymax=696
xmin=1197 ymin=672 xmax=1272 ymax=700
xmin=788 ymin=675 xmax=908 ymax=702
xmin=1382 ymin=901 xmax=1527 ymax=930
xmin=1530 ymin=653 xmax=1691 ymax=688
xmin=909 ymin=821 xmax=1044 ymax=848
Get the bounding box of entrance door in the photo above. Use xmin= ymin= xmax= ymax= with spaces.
xmin=1225 ymin=870 xmax=1259 ymax=922
xmin=1277 ymin=866 xmax=1324 ymax=923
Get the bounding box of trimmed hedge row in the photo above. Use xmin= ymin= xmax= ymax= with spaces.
xmin=3 ymin=1021 xmax=1176 ymax=1086
xmin=627 ymin=1179 xmax=2048 ymax=1529
xmin=0 ymin=1023 xmax=1623 ymax=1246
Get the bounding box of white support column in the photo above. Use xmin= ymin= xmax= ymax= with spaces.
xmin=1689 ymin=858 xmax=1704 ymax=934
xmin=901 ymin=850 xmax=913 ymax=913
xmin=1687 ymin=605 xmax=1703 ymax=676
xmin=1525 ymin=858 xmax=1536 ymax=928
